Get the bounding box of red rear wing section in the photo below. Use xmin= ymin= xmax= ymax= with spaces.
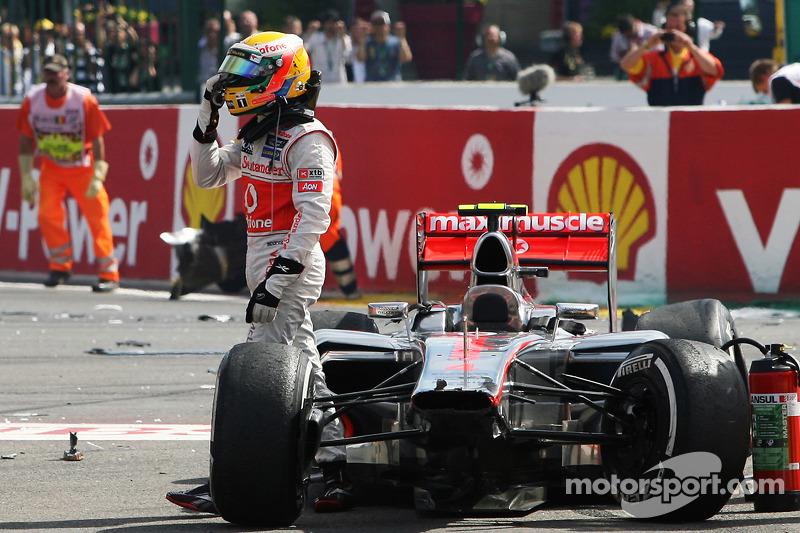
xmin=417 ymin=212 xmax=616 ymax=272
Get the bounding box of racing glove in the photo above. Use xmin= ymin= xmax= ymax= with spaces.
xmin=85 ymin=160 xmax=109 ymax=198
xmin=193 ymin=74 xmax=226 ymax=144
xmin=18 ymin=153 xmax=37 ymax=205
xmin=246 ymin=256 xmax=305 ymax=323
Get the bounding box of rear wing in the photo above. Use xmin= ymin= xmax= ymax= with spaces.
xmin=416 ymin=211 xmax=617 ymax=327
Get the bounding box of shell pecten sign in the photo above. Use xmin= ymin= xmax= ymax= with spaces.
xmin=548 ymin=143 xmax=655 ymax=281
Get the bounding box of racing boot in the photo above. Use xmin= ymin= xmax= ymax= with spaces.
xmin=166 ymin=482 xmax=218 ymax=514
xmin=313 ymin=462 xmax=357 ymax=512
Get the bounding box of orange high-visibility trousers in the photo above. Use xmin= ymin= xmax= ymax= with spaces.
xmin=38 ymin=168 xmax=119 ymax=281
xmin=320 ymin=176 xmax=342 ymax=253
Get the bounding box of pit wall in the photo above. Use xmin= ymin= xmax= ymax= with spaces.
xmin=0 ymin=103 xmax=797 ymax=306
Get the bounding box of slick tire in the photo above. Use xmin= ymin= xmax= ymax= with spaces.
xmin=601 ymin=339 xmax=749 ymax=522
xmin=311 ymin=310 xmax=378 ymax=333
xmin=210 ymin=342 xmax=314 ymax=527
xmin=635 ymin=299 xmax=747 ymax=385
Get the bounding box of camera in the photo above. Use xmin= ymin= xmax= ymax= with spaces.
xmin=660 ymin=33 xmax=675 ymax=42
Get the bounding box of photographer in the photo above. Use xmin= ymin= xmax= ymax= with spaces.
xmin=620 ymin=0 xmax=722 ymax=106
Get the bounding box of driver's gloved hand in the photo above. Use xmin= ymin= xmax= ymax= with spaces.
xmin=246 ymin=256 xmax=305 ymax=323
xmin=194 ymin=74 xmax=227 ymax=143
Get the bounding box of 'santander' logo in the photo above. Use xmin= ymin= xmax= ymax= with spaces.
xmin=548 ymin=143 xmax=655 ymax=281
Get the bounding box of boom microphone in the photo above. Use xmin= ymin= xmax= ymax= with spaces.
xmin=515 ymin=64 xmax=555 ymax=106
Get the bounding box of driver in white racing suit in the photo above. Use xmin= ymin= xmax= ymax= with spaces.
xmin=166 ymin=31 xmax=355 ymax=514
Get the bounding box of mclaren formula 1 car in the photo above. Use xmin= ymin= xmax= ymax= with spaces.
xmin=209 ymin=203 xmax=750 ymax=526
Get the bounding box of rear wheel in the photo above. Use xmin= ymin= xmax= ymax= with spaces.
xmin=601 ymin=339 xmax=749 ymax=521
xmin=635 ymin=299 xmax=747 ymax=384
xmin=210 ymin=342 xmax=314 ymax=526
xmin=311 ymin=310 xmax=378 ymax=332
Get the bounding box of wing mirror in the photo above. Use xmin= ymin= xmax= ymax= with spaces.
xmin=368 ymin=302 xmax=409 ymax=319
xmin=556 ymin=303 xmax=599 ymax=320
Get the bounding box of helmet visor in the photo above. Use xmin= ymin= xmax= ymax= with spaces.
xmin=218 ymin=44 xmax=271 ymax=84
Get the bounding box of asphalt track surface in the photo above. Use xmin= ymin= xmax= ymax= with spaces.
xmin=2 ymin=275 xmax=800 ymax=533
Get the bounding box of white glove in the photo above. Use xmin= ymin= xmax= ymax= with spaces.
xmin=86 ymin=160 xmax=109 ymax=198
xmin=18 ymin=154 xmax=37 ymax=205
xmin=194 ymin=74 xmax=225 ymax=144
xmin=246 ymin=256 xmax=305 ymax=323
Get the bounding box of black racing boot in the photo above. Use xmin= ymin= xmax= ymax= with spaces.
xmin=166 ymin=482 xmax=218 ymax=514
xmin=313 ymin=462 xmax=357 ymax=512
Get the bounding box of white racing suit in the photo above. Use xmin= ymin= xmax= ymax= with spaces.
xmin=191 ymin=113 xmax=345 ymax=464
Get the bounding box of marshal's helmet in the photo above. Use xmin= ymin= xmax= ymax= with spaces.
xmin=216 ymin=31 xmax=311 ymax=116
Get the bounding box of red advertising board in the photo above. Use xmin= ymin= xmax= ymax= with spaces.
xmin=2 ymin=101 xmax=799 ymax=305
xmin=667 ymin=108 xmax=800 ymax=302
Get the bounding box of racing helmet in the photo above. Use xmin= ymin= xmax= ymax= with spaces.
xmin=217 ymin=31 xmax=311 ymax=116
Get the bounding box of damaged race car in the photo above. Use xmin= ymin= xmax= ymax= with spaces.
xmin=209 ymin=203 xmax=750 ymax=527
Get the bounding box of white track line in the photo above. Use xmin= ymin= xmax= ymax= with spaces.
xmin=0 ymin=423 xmax=211 ymax=441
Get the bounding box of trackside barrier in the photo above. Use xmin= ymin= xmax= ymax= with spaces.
xmin=0 ymin=104 xmax=798 ymax=305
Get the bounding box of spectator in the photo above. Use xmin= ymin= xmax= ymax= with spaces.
xmin=29 ymin=19 xmax=58 ymax=84
xmin=609 ymin=14 xmax=659 ymax=80
xmin=550 ymin=21 xmax=590 ymax=81
xmin=103 ymin=18 xmax=138 ymax=93
xmin=130 ymin=40 xmax=160 ymax=92
xmin=198 ymin=18 xmax=221 ymax=98
xmin=357 ymin=10 xmax=412 ymax=82
xmin=463 ymin=24 xmax=520 ymax=81
xmin=654 ymin=0 xmax=724 ymax=51
xmin=621 ymin=0 xmax=723 ymax=106
xmin=221 ymin=10 xmax=238 ymax=45
xmin=223 ymin=10 xmax=258 ymax=49
xmin=347 ymin=17 xmax=369 ymax=83
xmin=15 ymin=54 xmax=119 ymax=291
xmin=283 ymin=15 xmax=303 ymax=36
xmin=63 ymin=21 xmax=105 ymax=93
xmin=0 ymin=22 xmax=25 ymax=96
xmin=305 ymin=9 xmax=352 ymax=84
xmin=750 ymin=59 xmax=800 ymax=104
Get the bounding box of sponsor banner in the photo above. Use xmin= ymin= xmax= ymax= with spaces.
xmin=668 ymin=108 xmax=800 ymax=302
xmin=318 ymin=105 xmax=535 ymax=293
xmin=0 ymin=423 xmax=210 ymax=441
xmin=533 ymin=109 xmax=669 ymax=306
xmin=1 ymin=103 xmax=799 ymax=304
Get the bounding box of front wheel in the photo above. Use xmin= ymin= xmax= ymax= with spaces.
xmin=210 ymin=342 xmax=314 ymax=527
xmin=601 ymin=339 xmax=749 ymax=521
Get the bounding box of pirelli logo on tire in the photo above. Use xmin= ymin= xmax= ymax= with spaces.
xmin=548 ymin=143 xmax=656 ymax=281
xmin=616 ymin=353 xmax=654 ymax=377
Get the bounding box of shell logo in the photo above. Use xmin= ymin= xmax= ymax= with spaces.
xmin=181 ymin=155 xmax=225 ymax=228
xmin=548 ymin=143 xmax=655 ymax=281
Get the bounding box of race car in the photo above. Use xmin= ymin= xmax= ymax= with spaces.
xmin=208 ymin=203 xmax=750 ymax=527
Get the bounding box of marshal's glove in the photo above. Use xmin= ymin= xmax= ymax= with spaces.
xmin=246 ymin=256 xmax=305 ymax=323
xmin=18 ymin=154 xmax=37 ymax=205
xmin=193 ymin=74 xmax=227 ymax=144
xmin=86 ymin=160 xmax=109 ymax=198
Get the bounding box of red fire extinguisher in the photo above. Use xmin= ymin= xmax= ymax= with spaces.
xmin=749 ymin=343 xmax=800 ymax=512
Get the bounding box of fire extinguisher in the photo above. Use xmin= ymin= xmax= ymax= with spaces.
xmin=748 ymin=342 xmax=800 ymax=512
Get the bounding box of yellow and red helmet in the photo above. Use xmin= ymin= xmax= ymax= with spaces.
xmin=217 ymin=31 xmax=311 ymax=115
